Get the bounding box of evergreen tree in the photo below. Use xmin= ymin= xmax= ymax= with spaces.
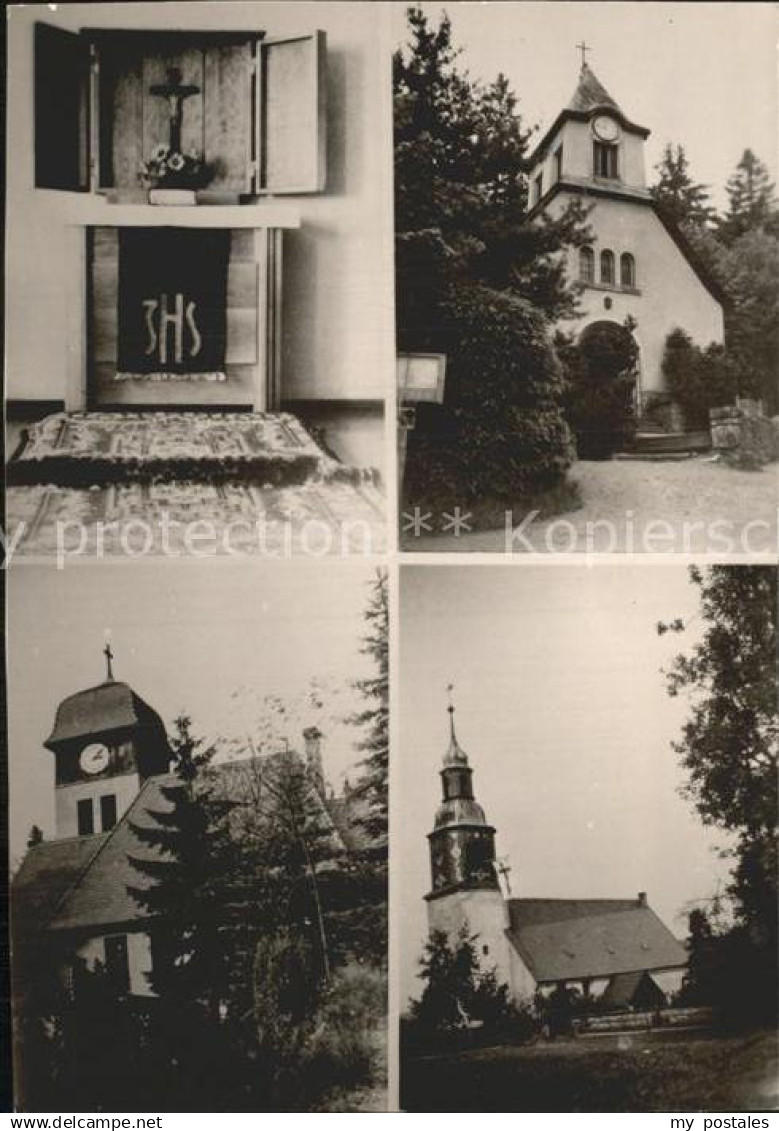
xmin=659 ymin=566 xmax=778 ymax=1020
xmin=680 ymin=907 xmax=718 ymax=1006
xmin=395 ymin=7 xmax=590 ymax=336
xmin=396 ymin=8 xmax=584 ymax=515
xmin=650 ymin=143 xmax=716 ymax=229
xmin=350 ymin=569 xmax=389 ymax=845
xmin=232 ymin=749 xmax=342 ymax=983
xmin=718 ymin=149 xmax=779 ymax=244
xmin=718 ymin=229 xmax=779 ymax=411
xmin=126 ymin=715 xmax=235 ymax=1013
xmin=410 ymin=925 xmax=515 ymax=1036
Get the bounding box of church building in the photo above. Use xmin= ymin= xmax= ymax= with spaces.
xmin=11 ymin=647 xmax=368 ymax=1098
xmin=425 ymin=702 xmax=687 ymax=1008
xmin=526 ymin=58 xmax=725 ymax=411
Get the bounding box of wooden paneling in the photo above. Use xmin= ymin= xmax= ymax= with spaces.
xmin=34 ymin=22 xmax=90 ymax=191
xmin=260 ymin=33 xmax=326 ymax=194
xmin=95 ymin=34 xmax=254 ymax=193
xmin=142 ymin=49 xmax=204 ymax=161
xmin=203 ymin=45 xmax=252 ymax=193
xmin=109 ymin=47 xmax=145 ymax=192
xmin=89 ymin=227 xmax=261 ymax=406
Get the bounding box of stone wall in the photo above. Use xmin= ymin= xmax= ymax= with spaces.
xmin=710 ymin=403 xmax=779 ymax=468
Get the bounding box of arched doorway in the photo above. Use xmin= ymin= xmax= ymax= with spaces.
xmin=572 ymin=320 xmax=640 ymax=458
xmin=578 ymin=320 xmax=640 ymax=389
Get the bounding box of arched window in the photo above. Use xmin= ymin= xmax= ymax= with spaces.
xmin=579 ymin=246 xmax=595 ymax=284
xmin=600 ymin=249 xmax=615 ymax=286
xmin=620 ymin=252 xmax=636 ymax=288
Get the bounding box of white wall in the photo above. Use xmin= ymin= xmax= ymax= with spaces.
xmin=427 ymin=889 xmax=533 ymax=1000
xmin=5 ymin=2 xmax=393 ymax=407
xmin=74 ymin=930 xmax=154 ymax=996
xmin=55 ymin=772 xmax=140 ymax=839
xmin=529 ymin=117 xmax=647 ymax=197
xmin=553 ymin=194 xmax=724 ymax=396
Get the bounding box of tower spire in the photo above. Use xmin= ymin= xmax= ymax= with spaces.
xmin=427 ymin=690 xmax=500 ymax=899
xmin=444 ymin=684 xmax=468 ymax=766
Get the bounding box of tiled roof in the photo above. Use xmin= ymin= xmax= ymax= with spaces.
xmin=526 ymin=65 xmax=649 ymax=168
xmin=11 ymin=834 xmax=110 ymax=939
xmin=507 ymin=897 xmax=687 ymax=983
xmin=567 ymin=64 xmax=622 ymax=114
xmin=18 ymin=752 xmax=351 ymax=934
xmin=600 ymin=969 xmax=660 ymax=1008
xmin=45 ymin=681 xmax=165 ymax=747
xmin=49 ymin=776 xmax=174 ymax=932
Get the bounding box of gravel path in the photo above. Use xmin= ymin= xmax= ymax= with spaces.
xmin=402 ymin=458 xmax=778 ymax=554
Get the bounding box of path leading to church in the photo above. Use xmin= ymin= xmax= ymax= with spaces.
xmin=403 ymin=459 xmax=778 ymax=554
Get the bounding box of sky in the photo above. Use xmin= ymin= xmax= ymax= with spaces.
xmin=395 ymin=2 xmax=777 ymax=211
xmin=7 ymin=560 xmax=378 ymax=867
xmin=397 ymin=563 xmax=735 ymax=1009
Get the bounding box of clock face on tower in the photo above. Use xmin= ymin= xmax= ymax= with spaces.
xmin=80 ymin=742 xmax=110 ymax=775
xmin=592 ymin=115 xmax=620 ymax=143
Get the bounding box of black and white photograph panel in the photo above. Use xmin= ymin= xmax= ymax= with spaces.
xmin=398 ymin=564 xmax=777 ymax=1111
xmin=7 ymin=561 xmax=388 ymax=1111
xmin=6 ymin=2 xmax=391 ymax=559
xmin=395 ymin=3 xmax=778 ymax=553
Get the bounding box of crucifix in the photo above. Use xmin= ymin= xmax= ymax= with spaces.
xmin=497 ymin=856 xmax=513 ymax=895
xmin=103 ymin=638 xmax=115 ymax=682
xmin=150 ymin=67 xmax=200 ymax=153
xmin=576 ymin=40 xmax=591 ymax=68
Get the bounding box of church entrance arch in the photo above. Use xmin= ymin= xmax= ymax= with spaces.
xmin=578 ymin=320 xmax=639 ymax=387
xmin=574 ymin=320 xmax=640 ymax=458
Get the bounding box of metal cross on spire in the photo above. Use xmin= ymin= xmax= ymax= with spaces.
xmin=103 ymin=638 xmax=115 ymax=682
xmin=576 ymin=40 xmax=591 ymax=68
xmin=446 ymin=682 xmax=456 ymax=736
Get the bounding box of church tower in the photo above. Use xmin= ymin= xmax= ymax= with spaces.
xmin=45 ymin=643 xmax=171 ymax=840
xmin=526 ymin=58 xmax=650 ymax=210
xmin=525 ymin=54 xmax=724 ymax=406
xmin=425 ymin=697 xmax=512 ymax=982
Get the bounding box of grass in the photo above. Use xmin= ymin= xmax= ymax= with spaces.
xmin=401 ymin=476 xmax=582 ymax=540
xmin=401 ymin=1029 xmax=778 ymax=1112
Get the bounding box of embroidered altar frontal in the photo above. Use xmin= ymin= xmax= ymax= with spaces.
xmin=117 ymin=228 xmax=230 ymax=381
xmin=8 ymin=412 xmax=342 ymax=488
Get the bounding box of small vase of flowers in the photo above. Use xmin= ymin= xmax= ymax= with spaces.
xmin=140 ymin=146 xmax=210 ymax=204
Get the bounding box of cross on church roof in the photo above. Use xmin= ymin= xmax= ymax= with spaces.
xmin=497 ymin=856 xmax=513 ymax=894
xmin=103 ymin=638 xmax=114 ymax=682
xmin=576 ymin=40 xmax=591 ymax=68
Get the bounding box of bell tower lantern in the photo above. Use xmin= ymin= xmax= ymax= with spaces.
xmin=526 ymin=57 xmax=651 ymax=211
xmin=44 ymin=643 xmax=171 ymax=840
xmin=426 ymin=694 xmax=500 ymax=900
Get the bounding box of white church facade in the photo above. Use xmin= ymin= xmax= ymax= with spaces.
xmin=425 ymin=703 xmax=688 ymax=1008
xmin=526 ymin=61 xmax=725 ymax=411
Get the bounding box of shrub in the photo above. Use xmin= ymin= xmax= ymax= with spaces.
xmin=403 ymin=284 xmax=574 ymax=510
xmin=251 ymin=927 xmax=320 ymax=1104
xmin=302 ymin=964 xmax=386 ymax=1101
xmin=661 ymin=328 xmax=739 ymax=429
